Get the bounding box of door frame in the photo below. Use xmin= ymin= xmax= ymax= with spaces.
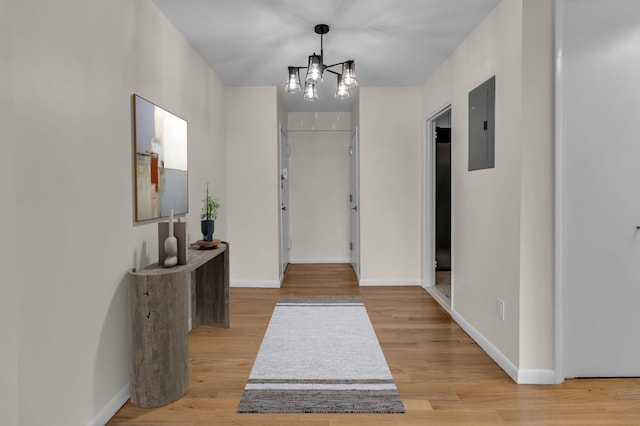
xmin=423 ymin=104 xmax=453 ymax=310
xmin=278 ymin=124 xmax=290 ymax=283
xmin=350 ymin=127 xmax=360 ymax=281
xmin=554 ymin=0 xmax=565 ymax=383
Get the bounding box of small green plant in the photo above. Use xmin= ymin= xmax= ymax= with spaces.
xmin=201 ymin=182 xmax=220 ymax=220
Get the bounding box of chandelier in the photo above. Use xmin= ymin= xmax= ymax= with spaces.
xmin=285 ymin=24 xmax=357 ymax=101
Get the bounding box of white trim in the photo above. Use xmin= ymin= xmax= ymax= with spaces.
xmin=423 ymin=285 xmax=451 ymax=315
xmin=422 ymin=115 xmax=435 ymax=289
xmin=350 ymin=126 xmax=361 ymax=282
xmin=425 ymin=288 xmax=556 ymax=385
xmin=517 ymin=369 xmax=557 ymax=385
xmin=359 ymin=279 xmax=422 ymax=287
xmin=290 ymin=258 xmax=351 ymax=264
xmin=87 ymin=383 xmax=130 ymax=426
xmin=422 ymin=104 xmax=454 ymax=310
xmin=231 ymin=280 xmax=281 ymax=288
xmin=422 ymin=103 xmax=452 ymax=290
xmin=451 ymin=310 xmax=519 ymax=383
xmin=554 ymin=0 xmax=566 ymax=384
xmin=278 ymin=125 xmax=290 ymax=280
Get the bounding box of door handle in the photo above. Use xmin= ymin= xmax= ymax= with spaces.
xmin=351 ymin=205 xmax=358 ymax=211
xmin=282 ymin=205 xmax=287 ymax=212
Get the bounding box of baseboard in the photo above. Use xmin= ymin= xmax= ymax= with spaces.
xmin=451 ymin=310 xmax=559 ymax=384
xmin=359 ymin=279 xmax=422 ymax=286
xmin=451 ymin=310 xmax=519 ymax=383
xmin=517 ymin=369 xmax=558 ymax=384
xmin=289 ymin=258 xmax=351 ymax=264
xmin=423 ymin=285 xmax=451 ymax=315
xmin=231 ymin=280 xmax=281 ymax=288
xmin=87 ymin=382 xmax=130 ymax=426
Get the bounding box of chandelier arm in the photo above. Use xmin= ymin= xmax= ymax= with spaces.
xmin=325 ymin=61 xmax=350 ymax=69
xmin=325 ymin=69 xmax=341 ymax=76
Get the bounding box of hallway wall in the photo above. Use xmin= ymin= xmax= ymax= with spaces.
xmin=518 ymin=0 xmax=554 ymax=375
xmin=8 ymin=1 xmax=228 ymax=424
xmin=226 ymin=87 xmax=281 ymax=286
xmin=420 ymin=0 xmax=555 ymax=381
xmin=358 ymin=88 xmax=423 ymax=285
xmin=0 ymin=0 xmax=19 ymax=421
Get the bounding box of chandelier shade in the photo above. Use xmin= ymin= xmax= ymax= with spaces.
xmin=303 ymin=81 xmax=319 ymax=101
xmin=335 ymin=74 xmax=350 ymax=99
xmin=285 ymin=24 xmax=357 ymax=102
xmin=341 ymin=61 xmax=357 ymax=89
xmin=306 ymin=55 xmax=324 ymax=83
xmin=285 ymin=67 xmax=302 ymax=93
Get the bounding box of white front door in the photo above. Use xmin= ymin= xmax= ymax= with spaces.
xmin=562 ymin=0 xmax=640 ymax=377
xmin=279 ymin=128 xmax=290 ymax=277
xmin=350 ymin=128 xmax=359 ymax=280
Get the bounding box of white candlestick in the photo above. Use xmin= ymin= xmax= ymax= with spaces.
xmin=169 ymin=209 xmax=174 ymax=236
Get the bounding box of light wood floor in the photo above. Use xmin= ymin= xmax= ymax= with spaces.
xmin=109 ymin=264 xmax=640 ymax=425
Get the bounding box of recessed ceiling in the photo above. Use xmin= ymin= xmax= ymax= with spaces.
xmin=152 ymin=0 xmax=501 ymax=112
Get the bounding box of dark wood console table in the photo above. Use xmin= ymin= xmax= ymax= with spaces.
xmin=128 ymin=242 xmax=229 ymax=408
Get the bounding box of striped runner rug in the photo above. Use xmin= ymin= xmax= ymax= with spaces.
xmin=236 ymin=296 xmax=405 ymax=413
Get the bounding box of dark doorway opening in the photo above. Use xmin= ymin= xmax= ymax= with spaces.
xmin=435 ymin=126 xmax=451 ymax=273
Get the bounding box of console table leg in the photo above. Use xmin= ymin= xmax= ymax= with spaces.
xmin=195 ymin=252 xmax=229 ymax=327
xmin=128 ymin=271 xmax=189 ymax=408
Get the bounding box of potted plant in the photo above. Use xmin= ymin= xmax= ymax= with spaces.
xmin=201 ymin=183 xmax=220 ymax=241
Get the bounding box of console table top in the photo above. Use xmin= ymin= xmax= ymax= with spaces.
xmin=131 ymin=243 xmax=227 ymax=276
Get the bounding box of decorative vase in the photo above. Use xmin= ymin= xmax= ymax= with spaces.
xmin=164 ymin=209 xmax=178 ymax=267
xmin=201 ymin=219 xmax=215 ymax=241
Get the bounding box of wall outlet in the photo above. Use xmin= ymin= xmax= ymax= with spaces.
xmin=496 ymin=298 xmax=505 ymax=320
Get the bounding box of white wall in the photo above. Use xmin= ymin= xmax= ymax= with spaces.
xmin=226 ymin=87 xmax=281 ymax=287
xmin=359 ymin=88 xmax=423 ymax=285
xmin=518 ymin=0 xmax=554 ymax=375
xmin=351 ymin=91 xmax=360 ymax=132
xmin=287 ymin=112 xmax=351 ymax=263
xmin=421 ymin=0 xmax=555 ymax=380
xmin=9 ymin=1 xmax=227 ymax=424
xmin=0 ymin=0 xmax=19 ymax=422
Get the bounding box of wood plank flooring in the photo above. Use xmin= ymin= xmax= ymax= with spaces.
xmin=109 ymin=264 xmax=640 ymax=425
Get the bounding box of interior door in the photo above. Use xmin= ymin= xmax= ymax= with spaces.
xmin=435 ymin=127 xmax=451 ymax=271
xmin=563 ymin=0 xmax=640 ymax=377
xmin=350 ymin=128 xmax=359 ymax=280
xmin=279 ymin=128 xmax=290 ymax=276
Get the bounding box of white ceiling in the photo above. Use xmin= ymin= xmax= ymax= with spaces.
xmin=152 ymin=0 xmax=501 ymax=112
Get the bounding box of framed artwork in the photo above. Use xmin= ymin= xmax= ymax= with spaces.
xmin=133 ymin=94 xmax=188 ymax=222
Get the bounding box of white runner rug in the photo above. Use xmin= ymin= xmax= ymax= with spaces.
xmin=236 ymin=296 xmax=405 ymax=413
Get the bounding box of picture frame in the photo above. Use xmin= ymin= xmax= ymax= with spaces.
xmin=132 ymin=94 xmax=188 ymax=222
